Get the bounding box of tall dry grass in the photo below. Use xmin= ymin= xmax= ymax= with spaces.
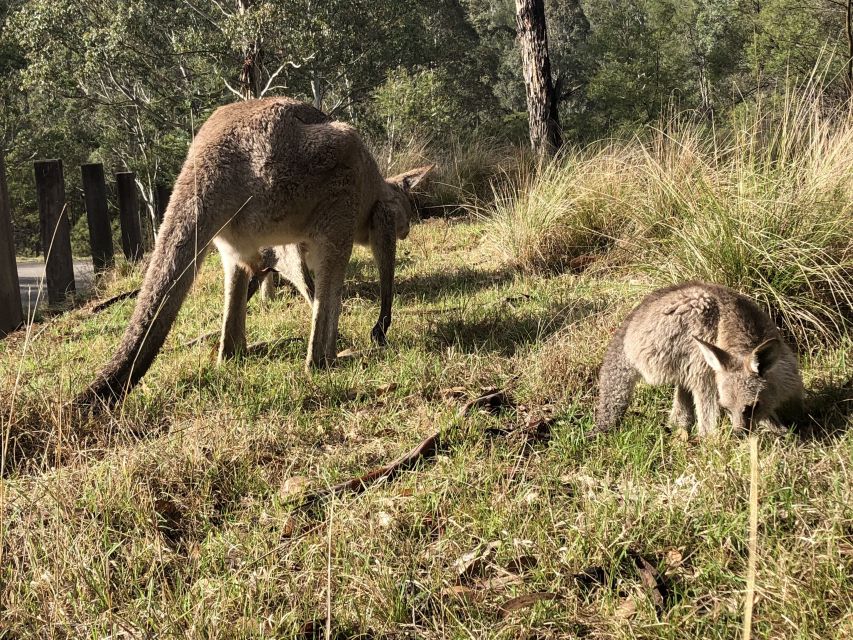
xmin=481 ymin=85 xmax=853 ymax=346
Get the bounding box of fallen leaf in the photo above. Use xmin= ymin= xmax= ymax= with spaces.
xmin=665 ymin=548 xmax=684 ymax=571
xmin=499 ymin=592 xmax=561 ymax=617
xmin=280 ymin=515 xmax=297 ymax=537
xmin=375 ymin=382 xmax=399 ymax=396
xmin=280 ymin=476 xmax=311 ymax=498
xmin=615 ymin=594 xmax=638 ymax=619
xmin=477 ymin=572 xmax=523 ymax=590
xmin=453 ymin=541 xmax=501 ymax=581
xmin=633 ymin=555 xmax=664 ymax=608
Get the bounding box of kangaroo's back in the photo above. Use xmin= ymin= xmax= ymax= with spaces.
xmin=621 ymin=282 xmax=779 ymax=386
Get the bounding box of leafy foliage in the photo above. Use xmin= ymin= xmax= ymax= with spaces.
xmin=2 ymin=0 xmax=853 ymax=253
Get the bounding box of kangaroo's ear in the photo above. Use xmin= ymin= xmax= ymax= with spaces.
xmin=693 ymin=336 xmax=733 ymax=372
xmin=388 ymin=164 xmax=436 ymax=194
xmin=748 ymin=338 xmax=780 ymax=376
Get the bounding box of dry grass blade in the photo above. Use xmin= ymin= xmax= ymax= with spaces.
xmin=743 ymin=435 xmax=760 ymax=640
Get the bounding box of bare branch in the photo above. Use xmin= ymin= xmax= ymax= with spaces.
xmin=259 ymin=62 xmax=290 ymax=97
xmin=223 ymin=79 xmax=247 ymax=101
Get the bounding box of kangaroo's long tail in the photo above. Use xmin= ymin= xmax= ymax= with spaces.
xmin=594 ymin=325 xmax=639 ymax=433
xmin=74 ymin=175 xmax=221 ymax=411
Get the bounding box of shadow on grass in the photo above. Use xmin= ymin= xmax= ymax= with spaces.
xmin=343 ymin=255 xmax=516 ymax=304
xmin=794 ymin=375 xmax=853 ymax=440
xmin=427 ymin=299 xmax=599 ymax=357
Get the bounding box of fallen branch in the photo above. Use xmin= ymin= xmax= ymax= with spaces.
xmin=300 ymin=427 xmax=444 ymax=505
xmin=297 ymin=383 xmax=519 ymax=505
xmin=88 ymin=288 xmax=140 ymax=313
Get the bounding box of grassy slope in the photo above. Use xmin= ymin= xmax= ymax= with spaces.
xmin=1 ymin=217 xmax=851 ymax=639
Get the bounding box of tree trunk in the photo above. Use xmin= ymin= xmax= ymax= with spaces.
xmin=515 ymin=0 xmax=562 ymax=157
xmin=237 ymin=0 xmax=263 ymax=99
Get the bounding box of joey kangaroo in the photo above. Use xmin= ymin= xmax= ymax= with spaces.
xmin=75 ymin=97 xmax=433 ymax=409
xmin=596 ymin=282 xmax=803 ymax=436
xmin=251 ymin=244 xmax=315 ymax=305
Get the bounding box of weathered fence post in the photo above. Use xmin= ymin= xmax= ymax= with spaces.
xmin=34 ymin=159 xmax=75 ymax=306
xmin=155 ymin=183 xmax=171 ymax=229
xmin=116 ymin=171 xmax=143 ymax=262
xmin=81 ymin=163 xmax=114 ymax=273
xmin=0 ymin=153 xmax=23 ymax=335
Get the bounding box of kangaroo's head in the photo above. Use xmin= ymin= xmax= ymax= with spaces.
xmin=385 ymin=164 xmax=435 ymax=240
xmin=694 ymin=336 xmax=783 ymax=432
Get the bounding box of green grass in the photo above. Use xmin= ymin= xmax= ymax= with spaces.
xmin=1 ymin=216 xmax=851 ymax=638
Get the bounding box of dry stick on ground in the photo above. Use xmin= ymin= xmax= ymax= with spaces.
xmin=300 ymin=384 xmax=516 ymax=505
xmin=300 ymin=427 xmax=444 ymax=505
xmin=88 ymin=288 xmax=141 ymax=313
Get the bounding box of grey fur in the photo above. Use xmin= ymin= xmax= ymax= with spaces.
xmin=74 ymin=97 xmax=433 ymax=409
xmin=595 ymin=282 xmax=804 ymax=436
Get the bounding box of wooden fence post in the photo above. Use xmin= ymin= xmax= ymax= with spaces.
xmin=0 ymin=153 xmax=23 ymax=335
xmin=116 ymin=171 xmax=143 ymax=262
xmin=155 ymin=183 xmax=171 ymax=229
xmin=34 ymin=159 xmax=75 ymax=306
xmin=81 ymin=163 xmax=114 ymax=273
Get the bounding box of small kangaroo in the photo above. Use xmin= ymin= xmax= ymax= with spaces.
xmin=596 ymin=282 xmax=803 ymax=435
xmin=75 ymin=97 xmax=433 ymax=409
xmin=251 ymin=244 xmax=315 ymax=305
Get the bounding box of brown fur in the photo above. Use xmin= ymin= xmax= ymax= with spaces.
xmin=75 ymin=98 xmax=433 ymax=409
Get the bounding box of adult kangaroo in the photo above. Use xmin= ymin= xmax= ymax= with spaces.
xmin=75 ymin=97 xmax=433 ymax=409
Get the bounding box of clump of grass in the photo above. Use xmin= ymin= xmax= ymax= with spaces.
xmin=635 ymin=86 xmax=853 ymax=346
xmin=477 ymin=148 xmax=630 ymax=273
xmin=482 ymin=84 xmax=853 ymax=345
xmin=372 ymin=134 xmax=530 ymax=217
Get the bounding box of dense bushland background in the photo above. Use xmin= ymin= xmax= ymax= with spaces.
xmin=3 ymin=0 xmax=853 ymax=254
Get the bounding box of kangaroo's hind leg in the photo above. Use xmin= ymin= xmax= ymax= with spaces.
xmin=218 ymin=249 xmax=250 ymax=361
xmin=595 ymin=329 xmax=641 ymax=432
xmin=305 ymin=234 xmax=352 ymax=370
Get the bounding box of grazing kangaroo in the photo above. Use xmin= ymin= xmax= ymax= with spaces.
xmin=75 ymin=97 xmax=433 ymax=409
xmin=596 ymin=282 xmax=803 ymax=436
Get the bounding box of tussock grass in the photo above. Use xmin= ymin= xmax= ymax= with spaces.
xmin=374 ymin=135 xmax=530 ymax=217
xmin=482 ymin=87 xmax=853 ymax=345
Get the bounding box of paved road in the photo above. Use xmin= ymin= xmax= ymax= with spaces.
xmin=16 ymin=259 xmax=94 ymax=313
